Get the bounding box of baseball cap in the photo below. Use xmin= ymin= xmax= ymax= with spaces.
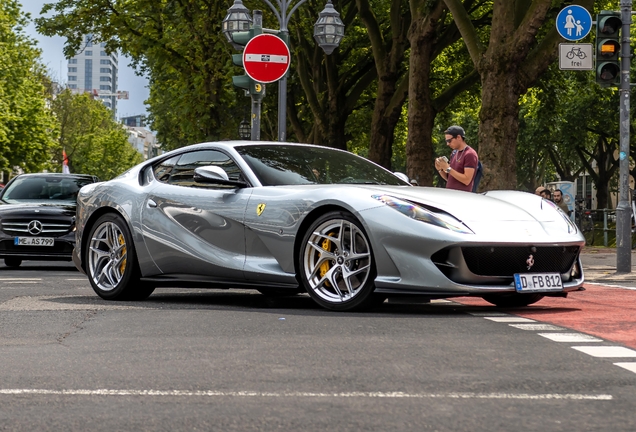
xmin=535 ymin=186 xmax=546 ymax=194
xmin=444 ymin=125 xmax=465 ymax=138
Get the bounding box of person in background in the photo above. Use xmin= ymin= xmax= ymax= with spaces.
xmin=535 ymin=186 xmax=547 ymax=196
xmin=553 ymin=189 xmax=570 ymax=215
xmin=434 ymin=125 xmax=478 ymax=192
xmin=540 ymin=188 xmax=552 ymax=201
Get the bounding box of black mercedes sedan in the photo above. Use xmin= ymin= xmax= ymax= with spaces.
xmin=0 ymin=173 xmax=99 ymax=267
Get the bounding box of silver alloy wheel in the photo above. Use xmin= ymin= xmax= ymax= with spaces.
xmin=303 ymin=218 xmax=371 ymax=303
xmin=88 ymin=221 xmax=128 ymax=292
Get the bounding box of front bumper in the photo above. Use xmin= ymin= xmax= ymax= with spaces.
xmin=0 ymin=233 xmax=75 ymax=261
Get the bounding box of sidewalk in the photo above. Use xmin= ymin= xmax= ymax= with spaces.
xmin=581 ymin=247 xmax=636 ymax=288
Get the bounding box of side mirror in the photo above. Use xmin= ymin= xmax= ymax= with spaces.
xmin=194 ymin=166 xmax=248 ymax=188
xmin=393 ymin=172 xmax=413 ymax=185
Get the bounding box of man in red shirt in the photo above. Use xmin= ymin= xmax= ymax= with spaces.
xmin=434 ymin=125 xmax=479 ymax=192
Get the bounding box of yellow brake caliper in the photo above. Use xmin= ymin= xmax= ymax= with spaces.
xmin=118 ymin=234 xmax=127 ymax=274
xmin=319 ymin=235 xmax=333 ymax=287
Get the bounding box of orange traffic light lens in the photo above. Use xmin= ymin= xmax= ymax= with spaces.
xmin=601 ymin=44 xmax=616 ymax=54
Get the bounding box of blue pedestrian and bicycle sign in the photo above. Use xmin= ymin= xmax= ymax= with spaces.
xmin=556 ymin=5 xmax=592 ymax=41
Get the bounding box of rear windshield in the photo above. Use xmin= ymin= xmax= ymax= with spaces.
xmin=236 ymin=145 xmax=406 ymax=186
xmin=1 ymin=176 xmax=94 ymax=203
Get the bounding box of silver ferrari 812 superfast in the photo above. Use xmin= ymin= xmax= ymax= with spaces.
xmin=73 ymin=141 xmax=585 ymax=311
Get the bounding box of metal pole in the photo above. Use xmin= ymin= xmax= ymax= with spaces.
xmin=278 ymin=31 xmax=289 ymax=142
xmin=251 ymin=96 xmax=262 ymax=141
xmin=616 ymin=0 xmax=632 ymax=272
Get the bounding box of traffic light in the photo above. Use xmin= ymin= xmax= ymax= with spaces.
xmin=230 ymin=12 xmax=264 ymax=98
xmin=595 ymin=11 xmax=622 ymax=87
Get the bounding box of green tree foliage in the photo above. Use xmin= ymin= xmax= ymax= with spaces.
xmin=0 ymin=0 xmax=57 ymax=175
xmin=37 ymin=0 xmax=240 ymax=151
xmin=406 ymin=0 xmax=484 ymax=187
xmin=517 ymin=65 xmax=620 ymax=209
xmin=444 ymin=0 xmax=595 ymax=190
xmin=50 ymin=90 xmax=143 ymax=179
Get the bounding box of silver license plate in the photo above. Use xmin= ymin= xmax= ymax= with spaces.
xmin=14 ymin=237 xmax=54 ymax=247
xmin=514 ymin=273 xmax=563 ymax=293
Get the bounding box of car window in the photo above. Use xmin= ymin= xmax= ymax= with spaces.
xmin=153 ymin=156 xmax=180 ymax=182
xmin=236 ymin=145 xmax=407 ymax=186
xmin=156 ymin=150 xmax=245 ymax=189
xmin=1 ymin=176 xmax=94 ymax=203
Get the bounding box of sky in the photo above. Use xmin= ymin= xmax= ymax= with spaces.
xmin=22 ymin=0 xmax=150 ymax=119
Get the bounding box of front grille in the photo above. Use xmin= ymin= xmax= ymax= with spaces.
xmin=461 ymin=246 xmax=580 ymax=277
xmin=1 ymin=221 xmax=72 ymax=236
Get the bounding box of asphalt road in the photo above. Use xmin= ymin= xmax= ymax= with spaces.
xmin=0 ymin=259 xmax=635 ymax=431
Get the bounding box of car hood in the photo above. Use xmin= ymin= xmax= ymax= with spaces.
xmin=361 ymin=186 xmax=545 ymax=222
xmin=0 ymin=202 xmax=77 ymax=217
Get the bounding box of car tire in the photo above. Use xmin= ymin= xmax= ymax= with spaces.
xmin=298 ymin=211 xmax=378 ymax=311
xmin=85 ymin=213 xmax=155 ymax=301
xmin=482 ymin=293 xmax=544 ymax=308
xmin=4 ymin=258 xmax=22 ymax=267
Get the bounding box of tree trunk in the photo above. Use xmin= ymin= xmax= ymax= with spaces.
xmin=477 ymin=66 xmax=523 ymax=190
xmin=406 ymin=26 xmax=435 ymax=186
xmin=367 ymin=76 xmax=404 ymax=168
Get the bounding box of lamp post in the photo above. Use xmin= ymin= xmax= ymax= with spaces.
xmin=223 ymin=0 xmax=344 ymax=142
xmin=222 ymin=0 xmax=253 ymax=50
xmin=238 ymin=118 xmax=251 ymax=139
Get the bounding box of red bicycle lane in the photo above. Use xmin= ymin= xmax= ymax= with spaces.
xmin=454 ymin=285 xmax=636 ymax=349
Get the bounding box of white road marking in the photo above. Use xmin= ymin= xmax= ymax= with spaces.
xmin=0 ymin=389 xmax=613 ymax=400
xmin=0 ymin=278 xmax=41 ymax=281
xmin=538 ymin=333 xmax=602 ymax=343
xmin=509 ymin=324 xmax=564 ymax=331
xmin=484 ymin=317 xmax=535 ymax=323
xmin=430 ymin=299 xmax=453 ymax=304
xmin=468 ymin=312 xmax=509 ymax=317
xmin=2 ymin=282 xmax=39 ymax=284
xmin=0 ymin=296 xmax=149 ymax=311
xmin=613 ymin=362 xmax=636 ymax=374
xmin=584 ymin=282 xmax=636 ymax=291
xmin=572 ymin=346 xmax=636 ymax=358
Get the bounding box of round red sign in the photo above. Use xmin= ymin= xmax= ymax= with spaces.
xmin=242 ymin=34 xmax=291 ymax=84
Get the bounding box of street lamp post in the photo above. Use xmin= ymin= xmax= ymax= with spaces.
xmin=223 ymin=0 xmax=344 ymax=142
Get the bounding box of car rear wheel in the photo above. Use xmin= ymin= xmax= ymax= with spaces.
xmin=4 ymin=258 xmax=21 ymax=267
xmin=298 ymin=211 xmax=378 ymax=311
xmin=86 ymin=213 xmax=155 ymax=301
xmin=482 ymin=293 xmax=544 ymax=308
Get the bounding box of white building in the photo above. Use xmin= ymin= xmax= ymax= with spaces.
xmin=125 ymin=127 xmax=159 ymax=160
xmin=67 ymin=35 xmax=119 ymax=112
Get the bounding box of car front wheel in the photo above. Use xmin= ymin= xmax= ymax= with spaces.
xmin=86 ymin=213 xmax=154 ymax=301
xmin=482 ymin=293 xmax=544 ymax=308
xmin=298 ymin=211 xmax=378 ymax=311
xmin=4 ymin=258 xmax=21 ymax=267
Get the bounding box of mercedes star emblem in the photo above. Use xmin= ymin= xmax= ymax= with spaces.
xmin=27 ymin=220 xmax=43 ymax=235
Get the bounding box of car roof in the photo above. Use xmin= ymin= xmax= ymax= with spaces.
xmin=161 ymin=140 xmax=353 ymax=157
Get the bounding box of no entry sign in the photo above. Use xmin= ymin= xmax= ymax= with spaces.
xmin=243 ymin=34 xmax=290 ymax=83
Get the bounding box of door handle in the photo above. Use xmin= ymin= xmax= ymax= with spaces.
xmin=147 ymin=199 xmax=157 ymax=208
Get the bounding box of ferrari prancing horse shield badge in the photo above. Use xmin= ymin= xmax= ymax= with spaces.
xmin=256 ymin=203 xmax=266 ymax=216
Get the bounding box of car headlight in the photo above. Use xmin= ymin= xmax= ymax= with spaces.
xmin=372 ymin=195 xmax=473 ymax=234
xmin=543 ymin=199 xmax=578 ymax=234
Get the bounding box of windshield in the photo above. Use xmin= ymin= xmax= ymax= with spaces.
xmin=1 ymin=176 xmax=93 ymax=204
xmin=236 ymin=145 xmax=407 ymax=186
